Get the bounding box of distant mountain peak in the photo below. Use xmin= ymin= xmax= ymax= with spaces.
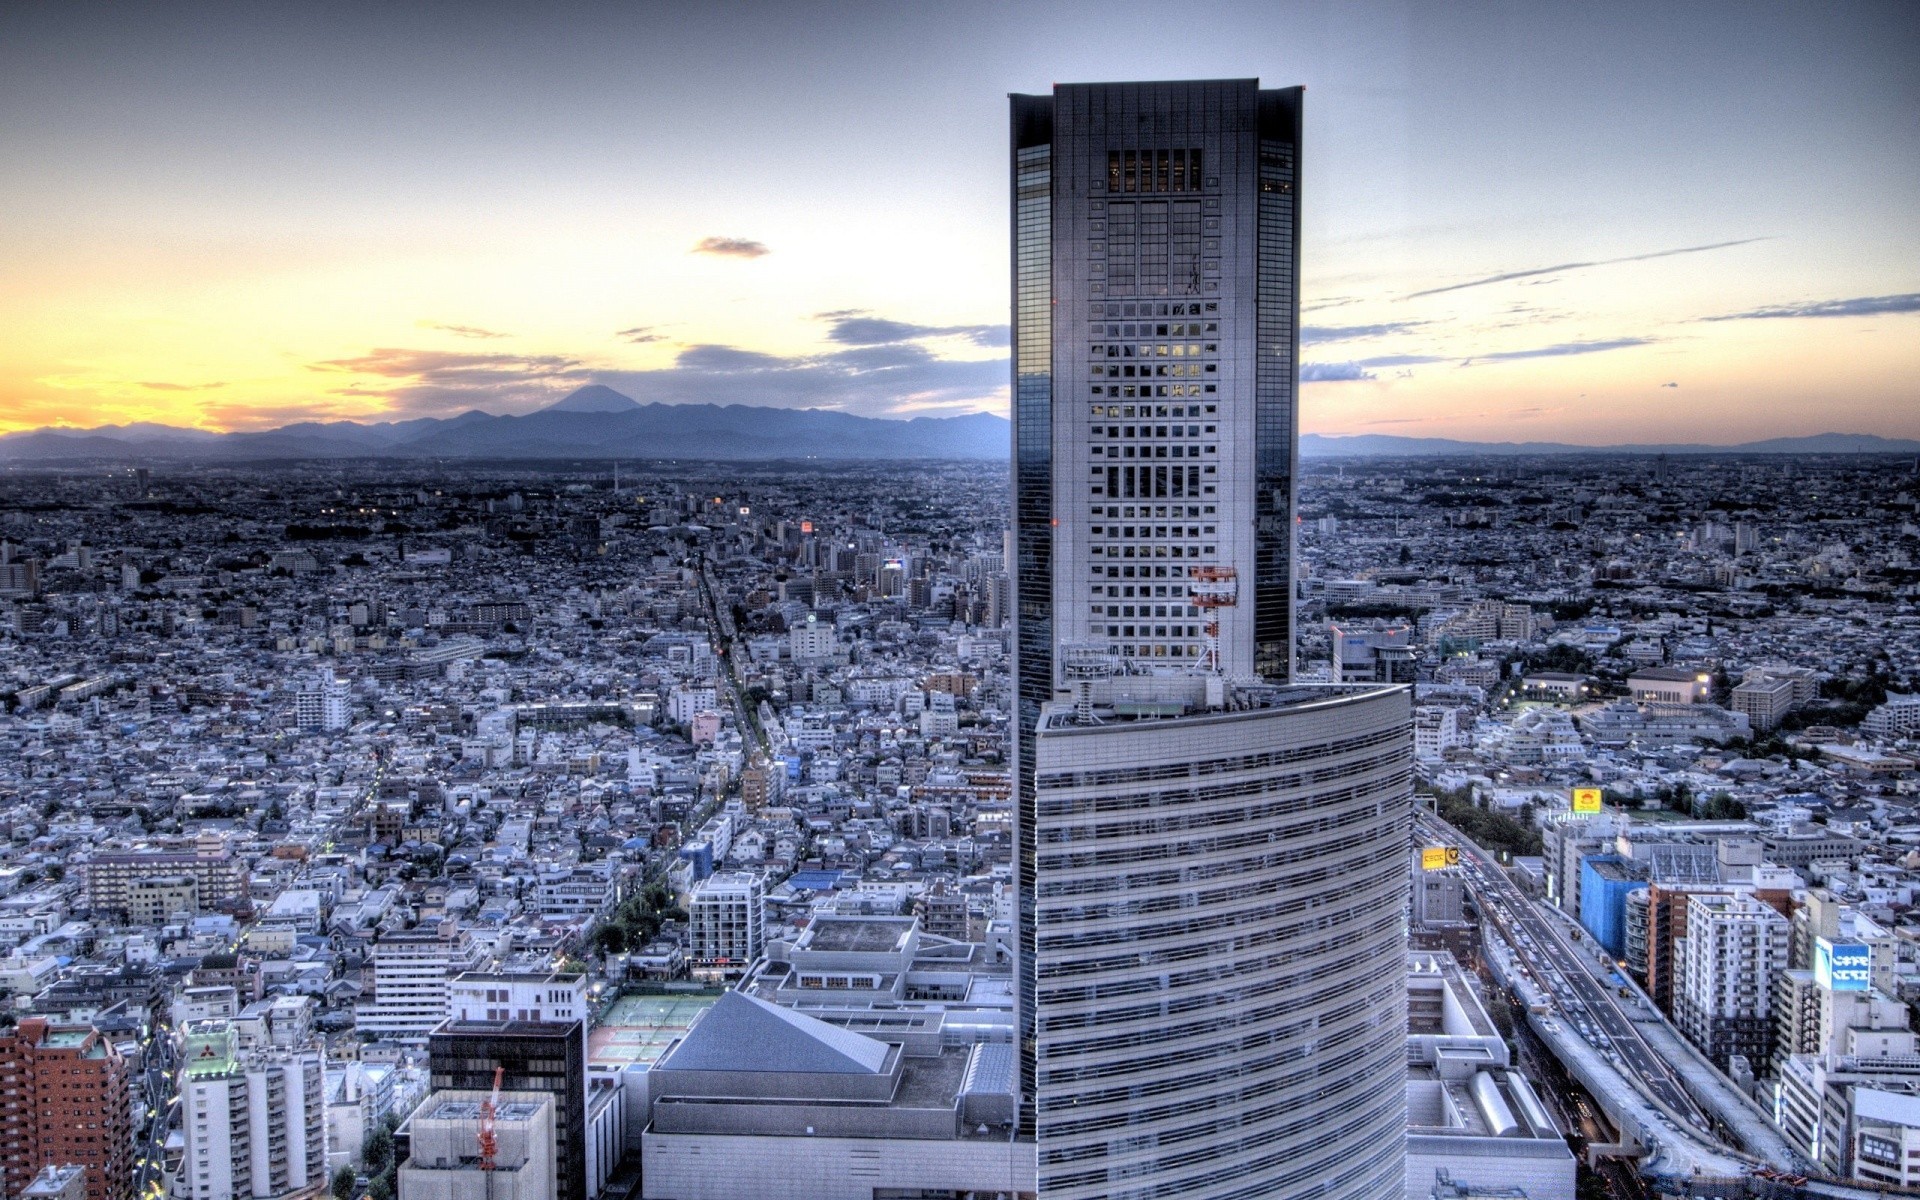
xmin=542 ymin=385 xmax=640 ymax=414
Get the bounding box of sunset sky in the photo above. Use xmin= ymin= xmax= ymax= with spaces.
xmin=2 ymin=0 xmax=1915 ymax=443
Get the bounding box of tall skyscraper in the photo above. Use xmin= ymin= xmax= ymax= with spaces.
xmin=1012 ymin=79 xmax=1413 ymax=1199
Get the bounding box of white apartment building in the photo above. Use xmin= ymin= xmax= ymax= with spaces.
xmin=788 ymin=613 xmax=837 ymax=662
xmin=180 ymin=1020 xmax=327 ymax=1200
xmin=1414 ymin=705 xmax=1467 ymax=760
xmin=535 ymin=865 xmax=616 ymax=922
xmin=354 ymin=921 xmax=486 ymax=1042
xmin=668 ymin=685 xmax=718 ymax=726
xmin=446 ymin=970 xmax=588 ymax=1026
xmin=294 ymin=673 xmax=351 ymax=732
xmin=1864 ymin=693 xmax=1920 ymax=740
xmin=687 ymin=872 xmax=764 ymax=979
xmin=1676 ymin=893 xmax=1789 ymax=1073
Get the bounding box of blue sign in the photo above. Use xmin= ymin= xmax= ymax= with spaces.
xmin=1815 ymin=938 xmax=1871 ymax=992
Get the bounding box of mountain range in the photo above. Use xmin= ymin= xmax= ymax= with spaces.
xmin=1295 ymin=430 xmax=1920 ymax=457
xmin=2 ymin=387 xmax=1915 ymax=461
xmin=0 ymin=387 xmax=1008 ymax=462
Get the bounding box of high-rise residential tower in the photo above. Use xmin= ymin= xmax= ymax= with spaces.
xmin=1012 ymin=79 xmax=1413 ymax=1200
xmin=179 ymin=1020 xmax=328 ymax=1200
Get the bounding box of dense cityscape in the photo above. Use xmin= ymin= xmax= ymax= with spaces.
xmin=0 ymin=441 xmax=1914 ymax=1199
xmin=1 ymin=0 xmax=1917 ymax=1187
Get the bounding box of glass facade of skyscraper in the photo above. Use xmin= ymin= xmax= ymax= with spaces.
xmin=1011 ymin=79 xmax=1411 ymax=1199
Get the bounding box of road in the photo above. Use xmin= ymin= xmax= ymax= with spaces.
xmin=133 ymin=1019 xmax=178 ymax=1198
xmin=1417 ymin=810 xmax=1713 ymax=1131
xmin=691 ymin=550 xmax=771 ymax=764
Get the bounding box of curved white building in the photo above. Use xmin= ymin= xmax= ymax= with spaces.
xmin=1031 ymin=683 xmax=1412 ymax=1200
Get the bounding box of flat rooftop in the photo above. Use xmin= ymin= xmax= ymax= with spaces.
xmin=801 ymin=919 xmax=913 ymax=954
xmin=1587 ymin=857 xmax=1639 ymax=883
xmin=427 ymin=1099 xmax=545 ymax=1122
xmin=1037 ymin=682 xmax=1399 ymax=734
xmin=893 ymin=1046 xmax=971 ymax=1108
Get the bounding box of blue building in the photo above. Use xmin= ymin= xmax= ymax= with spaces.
xmin=678 ymin=840 xmax=714 ymax=882
xmin=1579 ymin=855 xmax=1646 ymax=957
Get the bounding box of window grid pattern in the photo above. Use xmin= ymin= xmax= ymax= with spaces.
xmin=1253 ymin=136 xmax=1297 ymax=681
xmin=1084 ymin=294 xmax=1221 ymax=662
xmin=1033 ymin=693 xmax=1412 ymax=1200
xmin=1011 ymin=131 xmax=1053 ymax=1135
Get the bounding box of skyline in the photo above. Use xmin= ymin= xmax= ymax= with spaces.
xmin=3 ymin=0 xmax=1917 ymax=443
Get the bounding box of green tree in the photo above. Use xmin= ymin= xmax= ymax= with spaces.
xmin=1576 ymin=1172 xmax=1612 ymax=1200
xmin=1430 ymin=786 xmax=1543 ymax=858
xmin=332 ymin=1165 xmax=357 ymax=1200
xmin=362 ymin=1121 xmax=393 ymax=1174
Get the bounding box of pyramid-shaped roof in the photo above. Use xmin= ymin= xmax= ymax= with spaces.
xmin=660 ymin=990 xmax=891 ymax=1075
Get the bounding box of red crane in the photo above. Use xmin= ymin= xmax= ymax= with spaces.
xmin=1187 ymin=565 xmax=1239 ymax=676
xmin=477 ymin=1065 xmax=503 ymax=1173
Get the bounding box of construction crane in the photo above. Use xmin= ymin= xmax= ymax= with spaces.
xmin=477 ymin=1064 xmax=503 ymax=1190
xmin=1187 ymin=565 xmax=1238 ymax=676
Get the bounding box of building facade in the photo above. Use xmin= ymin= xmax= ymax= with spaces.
xmin=1675 ymin=893 xmax=1790 ymax=1073
xmin=687 ymin=871 xmax=765 ymax=978
xmin=1030 ymin=683 xmax=1411 ymax=1199
xmin=431 ymin=974 xmax=591 ymax=1200
xmin=0 ymin=1018 xmax=134 ymax=1200
xmin=1012 ymin=78 xmax=1301 ymax=688
xmin=1011 ymin=78 xmax=1411 ymax=1199
xmin=353 ymin=920 xmax=485 ymax=1042
xmin=179 ymin=1020 xmax=327 ymax=1200
xmin=84 ymin=834 xmax=248 ymax=918
xmin=294 ymin=673 xmax=350 ymax=732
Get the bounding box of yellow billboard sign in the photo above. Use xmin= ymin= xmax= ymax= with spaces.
xmin=1421 ymin=847 xmax=1459 ymax=871
xmin=1572 ymin=787 xmax=1603 ymax=814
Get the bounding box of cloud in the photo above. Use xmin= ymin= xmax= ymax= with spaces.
xmin=692 ymin=236 xmax=769 ymax=259
xmin=1405 ymin=238 xmax=1770 ymax=299
xmin=1663 ymin=381 xmax=1680 ymax=388
xmin=594 ymin=339 xmax=1006 ymax=418
xmin=1699 ymin=292 xmax=1920 ymax=321
xmin=817 ymin=311 xmax=1008 ymax=349
xmin=311 ymin=334 xmax=1008 ymax=421
xmin=311 ymin=348 xmax=582 ymax=381
xmin=417 ymin=321 xmax=509 ymax=339
xmin=1300 ymin=321 xmax=1426 ymax=345
xmin=1301 ymin=362 xmax=1376 ymax=382
xmin=1462 ymin=337 xmax=1653 ymax=364
xmin=137 ymin=380 xmax=225 ymax=391
xmin=308 ymin=348 xmax=590 ymax=417
xmin=615 ymin=326 xmax=666 ymax=344
xmin=199 ymin=401 xmax=374 ymax=431
xmin=1354 ymin=353 xmax=1448 ymax=368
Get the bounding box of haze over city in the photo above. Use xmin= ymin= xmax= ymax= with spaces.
xmin=3 ymin=0 xmax=1915 ymax=444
